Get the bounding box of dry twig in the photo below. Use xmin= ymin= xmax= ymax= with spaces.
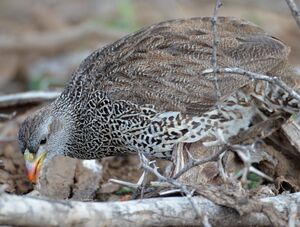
xmin=108 ymin=178 xmax=139 ymax=189
xmin=138 ymin=152 xmax=192 ymax=196
xmin=211 ymin=0 xmax=222 ymax=105
xmin=0 ymin=112 xmax=16 ymax=121
xmin=173 ymin=145 xmax=226 ymax=179
xmin=286 ymin=0 xmax=300 ymax=29
xmin=202 ymin=67 xmax=300 ymax=101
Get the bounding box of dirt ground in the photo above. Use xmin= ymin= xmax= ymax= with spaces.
xmin=0 ymin=0 xmax=300 ymax=201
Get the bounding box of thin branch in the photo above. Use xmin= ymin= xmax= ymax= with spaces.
xmin=231 ymin=144 xmax=251 ymax=183
xmin=173 ymin=128 xmax=273 ymax=185
xmin=202 ymin=67 xmax=300 ymax=101
xmin=109 ymin=170 xmax=149 ymax=198
xmin=159 ymin=189 xmax=182 ymax=196
xmin=202 ymin=215 xmax=212 ymax=227
xmin=109 ymin=178 xmax=139 ymax=189
xmin=173 ymin=146 xmax=226 ymax=179
xmin=138 ymin=152 xmax=192 ymax=196
xmin=286 ymin=0 xmax=300 ymax=29
xmin=0 ymin=112 xmax=16 ymax=121
xmin=249 ymin=166 xmax=273 ymax=182
xmin=211 ymin=0 xmax=222 ymax=107
xmin=139 ymin=153 xmax=204 ymax=221
xmin=0 ymin=91 xmax=61 ymax=108
xmin=149 ymin=181 xmax=170 ymax=188
xmin=136 ymin=170 xmax=148 ymax=198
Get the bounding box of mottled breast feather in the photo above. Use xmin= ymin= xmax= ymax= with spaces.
xmin=70 ymin=17 xmax=291 ymax=116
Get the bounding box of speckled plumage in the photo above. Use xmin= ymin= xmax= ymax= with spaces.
xmin=18 ymin=17 xmax=299 ymax=162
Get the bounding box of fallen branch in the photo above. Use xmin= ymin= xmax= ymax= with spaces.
xmin=0 ymin=192 xmax=298 ymax=226
xmin=285 ymin=0 xmax=300 ymax=29
xmin=0 ymin=91 xmax=61 ymax=108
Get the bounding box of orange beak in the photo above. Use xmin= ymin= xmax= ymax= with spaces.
xmin=24 ymin=149 xmax=47 ymax=183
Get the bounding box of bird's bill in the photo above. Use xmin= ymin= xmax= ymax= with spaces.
xmin=24 ymin=148 xmax=47 ymax=183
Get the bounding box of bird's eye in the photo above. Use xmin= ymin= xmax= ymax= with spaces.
xmin=40 ymin=138 xmax=47 ymax=145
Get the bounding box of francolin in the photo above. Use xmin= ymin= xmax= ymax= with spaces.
xmin=18 ymin=17 xmax=300 ymax=183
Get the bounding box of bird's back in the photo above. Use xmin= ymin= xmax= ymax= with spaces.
xmin=70 ymin=17 xmax=293 ymax=116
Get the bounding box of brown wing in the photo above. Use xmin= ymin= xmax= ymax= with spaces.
xmin=75 ymin=17 xmax=290 ymax=115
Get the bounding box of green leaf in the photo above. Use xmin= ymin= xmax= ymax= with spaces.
xmin=247 ymin=172 xmax=262 ymax=189
xmin=114 ymin=186 xmax=132 ymax=195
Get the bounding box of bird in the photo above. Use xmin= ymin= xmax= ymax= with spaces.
xmin=18 ymin=17 xmax=300 ymax=183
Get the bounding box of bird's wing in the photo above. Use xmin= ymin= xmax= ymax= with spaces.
xmin=73 ymin=17 xmax=290 ymax=116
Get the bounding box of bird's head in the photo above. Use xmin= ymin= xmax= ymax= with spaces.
xmin=18 ymin=106 xmax=71 ymax=183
